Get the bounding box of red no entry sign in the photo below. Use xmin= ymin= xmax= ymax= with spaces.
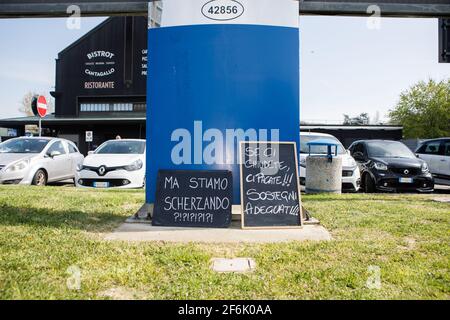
xmin=36 ymin=95 xmax=47 ymax=118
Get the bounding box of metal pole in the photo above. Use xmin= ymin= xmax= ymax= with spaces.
xmin=39 ymin=117 xmax=41 ymax=137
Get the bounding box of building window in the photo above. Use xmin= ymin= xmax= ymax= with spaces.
xmin=113 ymin=103 xmax=133 ymax=112
xmin=133 ymin=103 xmax=146 ymax=112
xmin=80 ymin=103 xmax=111 ymax=112
xmin=80 ymin=102 xmax=145 ymax=113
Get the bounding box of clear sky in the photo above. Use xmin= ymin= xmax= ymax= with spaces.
xmin=0 ymin=16 xmax=448 ymax=123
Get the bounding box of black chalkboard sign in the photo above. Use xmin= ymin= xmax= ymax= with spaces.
xmin=240 ymin=141 xmax=303 ymax=229
xmin=152 ymin=170 xmax=233 ymax=228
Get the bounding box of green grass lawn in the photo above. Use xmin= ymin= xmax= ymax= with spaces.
xmin=0 ymin=186 xmax=448 ymax=300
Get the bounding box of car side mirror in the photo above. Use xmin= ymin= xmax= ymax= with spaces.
xmin=49 ymin=150 xmax=62 ymax=158
xmin=87 ymin=151 xmax=94 ymax=155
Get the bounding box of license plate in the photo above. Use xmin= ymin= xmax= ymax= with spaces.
xmin=94 ymin=181 xmax=109 ymax=188
xmin=399 ymin=177 xmax=413 ymax=184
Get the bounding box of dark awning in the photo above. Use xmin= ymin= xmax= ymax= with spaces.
xmin=0 ymin=114 xmax=146 ymax=128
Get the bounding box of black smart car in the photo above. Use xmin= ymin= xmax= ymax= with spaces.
xmin=348 ymin=140 xmax=434 ymax=193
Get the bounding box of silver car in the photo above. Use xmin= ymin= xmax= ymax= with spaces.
xmin=415 ymin=138 xmax=450 ymax=186
xmin=0 ymin=137 xmax=84 ymax=186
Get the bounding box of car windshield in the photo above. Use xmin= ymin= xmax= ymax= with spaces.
xmin=0 ymin=138 xmax=50 ymax=154
xmin=95 ymin=141 xmax=145 ymax=154
xmin=300 ymin=135 xmax=346 ymax=155
xmin=367 ymin=141 xmax=415 ymax=158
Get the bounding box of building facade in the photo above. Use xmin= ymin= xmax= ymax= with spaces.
xmin=0 ymin=16 xmax=148 ymax=154
xmin=53 ymin=16 xmax=148 ymax=154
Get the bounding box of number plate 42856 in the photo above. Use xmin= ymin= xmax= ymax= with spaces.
xmin=202 ymin=0 xmax=244 ymax=21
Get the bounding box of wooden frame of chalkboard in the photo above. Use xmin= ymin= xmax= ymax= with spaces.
xmin=239 ymin=141 xmax=303 ymax=229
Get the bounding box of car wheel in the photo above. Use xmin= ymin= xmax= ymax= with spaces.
xmin=364 ymin=173 xmax=376 ymax=193
xmin=32 ymin=169 xmax=47 ymax=186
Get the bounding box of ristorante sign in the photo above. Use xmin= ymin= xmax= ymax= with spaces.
xmin=83 ymin=50 xmax=116 ymax=89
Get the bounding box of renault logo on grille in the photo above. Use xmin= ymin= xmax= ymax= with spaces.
xmin=404 ymin=169 xmax=409 ymax=175
xmin=98 ymin=166 xmax=107 ymax=176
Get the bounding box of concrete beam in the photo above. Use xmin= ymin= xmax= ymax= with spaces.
xmin=0 ymin=1 xmax=449 ymax=18
xmin=299 ymin=2 xmax=450 ymax=18
xmin=0 ymin=2 xmax=149 ymax=18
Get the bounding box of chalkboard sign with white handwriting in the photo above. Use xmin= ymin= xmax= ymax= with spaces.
xmin=152 ymin=170 xmax=233 ymax=228
xmin=240 ymin=141 xmax=302 ymax=229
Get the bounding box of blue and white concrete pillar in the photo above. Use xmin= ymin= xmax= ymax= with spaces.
xmin=146 ymin=0 xmax=300 ymax=204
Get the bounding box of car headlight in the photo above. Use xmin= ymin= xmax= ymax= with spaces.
xmin=374 ymin=162 xmax=388 ymax=171
xmin=421 ymin=162 xmax=429 ymax=173
xmin=124 ymin=159 xmax=143 ymax=171
xmin=76 ymin=164 xmax=84 ymax=172
xmin=349 ymin=158 xmax=357 ymax=167
xmin=5 ymin=159 xmax=30 ymax=172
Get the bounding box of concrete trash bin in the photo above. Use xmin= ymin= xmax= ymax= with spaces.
xmin=305 ymin=139 xmax=343 ymax=194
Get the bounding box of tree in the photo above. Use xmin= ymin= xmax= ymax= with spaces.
xmin=343 ymin=113 xmax=370 ymax=125
xmin=19 ymin=91 xmax=54 ymax=116
xmin=389 ymin=79 xmax=450 ymax=139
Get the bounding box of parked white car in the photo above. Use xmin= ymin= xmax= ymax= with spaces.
xmin=415 ymin=138 xmax=450 ymax=186
xmin=76 ymin=139 xmax=146 ymax=189
xmin=299 ymin=132 xmax=361 ymax=192
xmin=0 ymin=137 xmax=84 ymax=186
